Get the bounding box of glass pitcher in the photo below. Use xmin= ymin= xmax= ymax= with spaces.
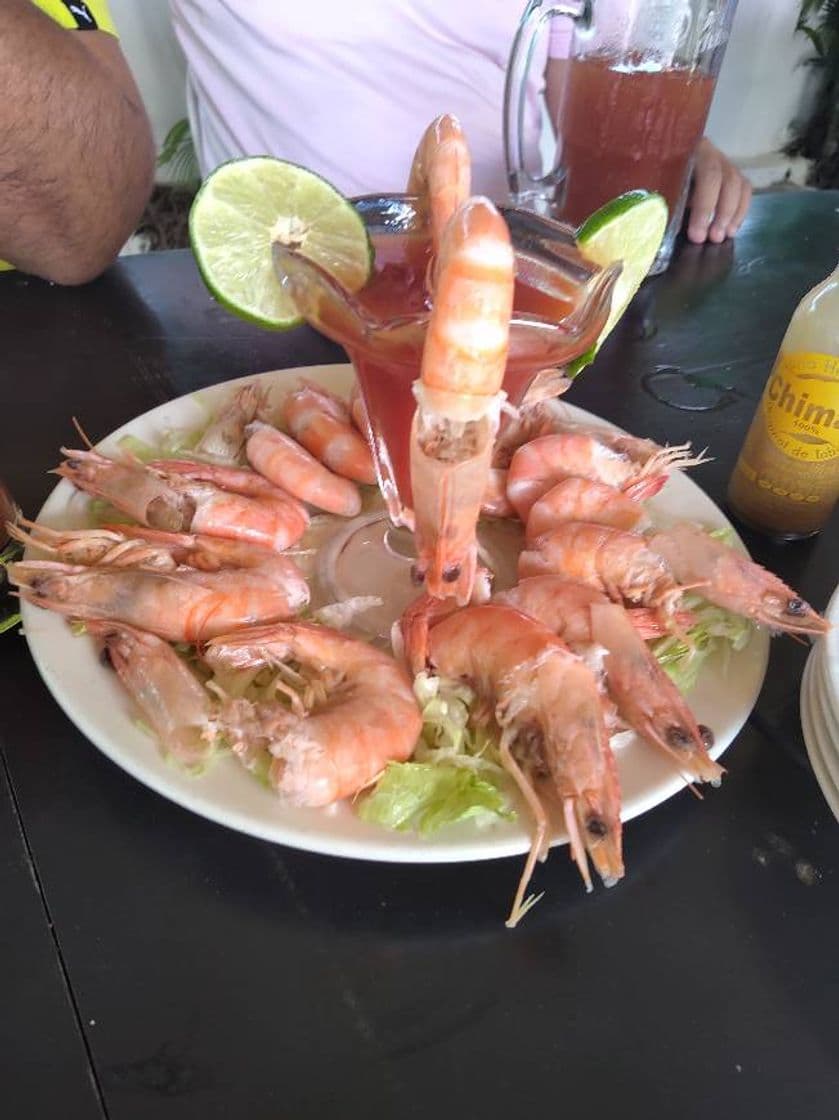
xmin=504 ymin=0 xmax=739 ymax=273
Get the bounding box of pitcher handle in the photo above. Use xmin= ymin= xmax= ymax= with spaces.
xmin=503 ymin=0 xmax=592 ymax=211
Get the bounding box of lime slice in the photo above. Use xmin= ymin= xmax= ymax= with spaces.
xmin=189 ymin=157 xmax=373 ymax=330
xmin=571 ymin=190 xmax=668 ymax=374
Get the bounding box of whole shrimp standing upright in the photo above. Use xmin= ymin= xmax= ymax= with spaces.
xmin=410 ymin=197 xmax=515 ymax=603
xmin=407 ymin=114 xmax=471 ymax=256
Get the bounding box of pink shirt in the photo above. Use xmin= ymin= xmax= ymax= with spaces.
xmin=169 ymin=0 xmax=548 ymax=202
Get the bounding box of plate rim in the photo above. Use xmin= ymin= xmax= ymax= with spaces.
xmin=801 ymin=653 xmax=839 ymax=822
xmin=20 ymin=362 xmax=771 ymax=864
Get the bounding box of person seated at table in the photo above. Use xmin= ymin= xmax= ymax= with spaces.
xmin=168 ymin=0 xmax=752 ymax=246
xmin=0 ymin=0 xmax=155 ymax=285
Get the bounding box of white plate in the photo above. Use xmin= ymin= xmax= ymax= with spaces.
xmin=801 ymin=652 xmax=839 ymax=823
xmin=808 ymin=645 xmax=839 ymax=766
xmin=823 ymin=581 xmax=839 ymax=711
xmin=21 ymin=363 xmax=770 ymax=864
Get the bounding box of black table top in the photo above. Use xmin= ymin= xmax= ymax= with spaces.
xmin=1 ymin=192 xmax=837 ymax=1120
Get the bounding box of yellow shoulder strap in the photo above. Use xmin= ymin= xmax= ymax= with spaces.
xmin=29 ymin=1 xmax=117 ymax=36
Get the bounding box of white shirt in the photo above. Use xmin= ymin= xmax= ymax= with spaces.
xmin=169 ymin=0 xmax=547 ymax=201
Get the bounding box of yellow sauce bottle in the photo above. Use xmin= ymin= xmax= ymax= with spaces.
xmin=727 ymin=266 xmax=839 ymax=539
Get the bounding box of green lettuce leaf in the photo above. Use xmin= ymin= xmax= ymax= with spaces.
xmin=358 ymin=762 xmax=514 ymax=835
xmin=357 ymin=672 xmax=516 ymax=836
xmin=651 ymin=593 xmax=753 ymax=693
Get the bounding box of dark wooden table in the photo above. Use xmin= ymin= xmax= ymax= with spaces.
xmin=1 ymin=192 xmax=837 ymax=1120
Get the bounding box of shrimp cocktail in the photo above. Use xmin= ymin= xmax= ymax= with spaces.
xmin=272 ymin=114 xmax=620 ymax=605
xmin=274 ymin=116 xmax=619 ymax=524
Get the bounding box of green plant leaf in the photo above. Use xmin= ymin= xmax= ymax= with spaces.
xmin=157 ymin=118 xmax=200 ymax=187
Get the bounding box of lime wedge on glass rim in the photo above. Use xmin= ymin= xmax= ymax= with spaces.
xmin=189 ymin=157 xmax=373 ymax=330
xmin=569 ymin=190 xmax=668 ymax=375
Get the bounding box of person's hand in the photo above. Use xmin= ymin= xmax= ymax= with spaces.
xmin=686 ymin=138 xmax=752 ymax=245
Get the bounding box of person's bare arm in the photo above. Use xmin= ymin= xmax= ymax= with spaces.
xmin=0 ymin=0 xmax=155 ymax=284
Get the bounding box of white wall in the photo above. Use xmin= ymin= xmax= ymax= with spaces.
xmin=110 ymin=0 xmax=815 ymax=184
xmin=705 ymin=0 xmax=813 ymax=162
xmin=109 ymin=0 xmax=187 ymax=158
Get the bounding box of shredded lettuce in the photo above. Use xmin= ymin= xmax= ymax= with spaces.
xmin=358 ymin=762 xmax=514 ymax=834
xmin=0 ymin=540 xmax=20 ymax=567
xmin=710 ymin=526 xmax=736 ymax=545
xmin=651 ymin=594 xmax=753 ymax=693
xmin=0 ymin=611 xmax=21 ymax=634
xmin=117 ymin=428 xmax=201 ymax=463
xmin=1 ymin=540 xmax=21 ymax=633
xmin=358 ymin=672 xmax=515 ymax=836
xmin=88 ymin=499 xmax=136 ymax=528
xmin=85 ymin=426 xmax=205 ymax=526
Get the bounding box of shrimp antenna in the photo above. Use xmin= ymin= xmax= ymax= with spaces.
xmin=71 ymin=416 xmax=95 ymax=450
xmin=564 ymin=798 xmax=593 ymax=894
xmin=500 ymin=728 xmax=549 ymax=929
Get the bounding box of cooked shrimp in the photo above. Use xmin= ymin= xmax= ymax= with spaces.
xmin=12 ymin=520 xmax=305 ymax=578
xmin=86 ymin=621 xmax=218 ymax=769
xmin=394 ymin=592 xmax=460 ymax=676
xmin=519 ymin=522 xmax=686 ymax=612
xmin=407 ymin=113 xmax=471 ymax=256
xmin=204 ymin=622 xmax=421 ymax=807
xmin=281 ymin=380 xmax=376 ymax=484
xmin=518 ymin=368 xmax=574 ymax=409
xmin=427 ymin=604 xmax=623 ymax=925
xmin=11 ymin=547 xmax=309 ymax=642
xmin=481 ymin=468 xmax=515 ymax=519
xmin=410 ymin=197 xmax=515 ymax=603
xmin=348 ymin=382 xmax=368 ymax=434
xmin=648 ymin=522 xmax=829 ymax=635
xmin=193 ymin=381 xmax=269 ymax=463
xmin=395 ymin=564 xmax=494 ymax=672
xmin=147 ymin=459 xmax=291 ymax=500
xmin=99 ymin=526 xmax=297 ymax=573
xmin=507 ymin=430 xmax=707 ymax=521
xmin=492 ymin=398 xmax=570 ymax=469
xmin=495 ymin=577 xmax=722 ymax=785
xmin=245 ymin=421 xmax=361 ymax=517
xmin=525 ymin=477 xmax=648 ymax=539
xmin=56 ymin=449 xmax=309 ymax=552
xmin=9 ymin=518 xmax=179 ymax=570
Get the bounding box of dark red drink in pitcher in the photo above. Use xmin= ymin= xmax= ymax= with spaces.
xmin=504 ymin=0 xmax=739 ymax=274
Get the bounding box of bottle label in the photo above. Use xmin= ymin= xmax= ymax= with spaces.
xmin=763 ymin=351 xmax=839 ymax=462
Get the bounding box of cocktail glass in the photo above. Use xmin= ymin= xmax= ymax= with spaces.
xmin=272 ymin=195 xmax=620 ymax=630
